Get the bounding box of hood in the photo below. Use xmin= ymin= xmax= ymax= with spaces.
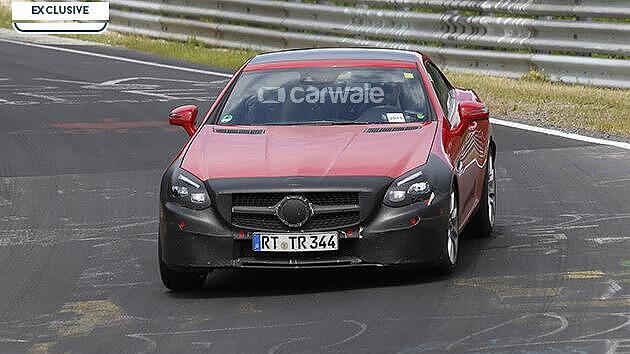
xmin=181 ymin=123 xmax=437 ymax=180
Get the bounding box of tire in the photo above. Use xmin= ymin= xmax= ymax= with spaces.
xmin=158 ymin=241 xmax=206 ymax=291
xmin=466 ymin=151 xmax=496 ymax=238
xmin=433 ymin=186 xmax=459 ymax=275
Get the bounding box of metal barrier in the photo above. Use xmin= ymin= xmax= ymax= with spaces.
xmin=108 ymin=0 xmax=630 ymax=88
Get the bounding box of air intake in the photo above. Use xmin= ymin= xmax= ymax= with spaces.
xmin=364 ymin=126 xmax=419 ymax=133
xmin=214 ymin=128 xmax=265 ymax=135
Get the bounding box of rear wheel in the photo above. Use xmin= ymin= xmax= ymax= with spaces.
xmin=434 ymin=187 xmax=459 ymax=275
xmin=466 ymin=151 xmax=496 ymax=238
xmin=158 ymin=241 xmax=206 ymax=291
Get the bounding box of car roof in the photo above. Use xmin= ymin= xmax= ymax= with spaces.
xmin=248 ymin=48 xmax=421 ymax=65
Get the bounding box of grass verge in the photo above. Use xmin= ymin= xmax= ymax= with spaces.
xmin=1 ymin=5 xmax=629 ymax=137
xmin=0 ymin=4 xmax=10 ymax=29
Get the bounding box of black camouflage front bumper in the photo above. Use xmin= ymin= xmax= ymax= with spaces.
xmin=159 ymin=191 xmax=450 ymax=271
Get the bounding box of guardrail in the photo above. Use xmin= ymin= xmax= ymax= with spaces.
xmin=108 ymin=0 xmax=630 ymax=88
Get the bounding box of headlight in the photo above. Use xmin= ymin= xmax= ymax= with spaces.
xmin=384 ymin=168 xmax=432 ymax=207
xmin=169 ymin=168 xmax=211 ymax=210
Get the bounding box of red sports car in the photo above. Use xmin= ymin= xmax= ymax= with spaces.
xmin=159 ymin=48 xmax=496 ymax=291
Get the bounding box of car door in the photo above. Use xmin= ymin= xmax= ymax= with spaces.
xmin=424 ymin=62 xmax=478 ymax=224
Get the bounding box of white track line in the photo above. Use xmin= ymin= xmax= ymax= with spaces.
xmin=0 ymin=38 xmax=232 ymax=78
xmin=1 ymin=37 xmax=629 ymax=150
xmin=491 ymin=118 xmax=630 ymax=150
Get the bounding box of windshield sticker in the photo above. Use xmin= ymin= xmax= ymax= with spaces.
xmin=220 ymin=114 xmax=234 ymax=123
xmin=386 ymin=113 xmax=406 ymax=123
xmin=403 ymin=72 xmax=414 ymax=79
xmin=416 ymin=113 xmax=426 ymax=120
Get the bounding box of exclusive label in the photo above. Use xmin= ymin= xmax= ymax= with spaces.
xmin=12 ymin=2 xmax=109 ymax=34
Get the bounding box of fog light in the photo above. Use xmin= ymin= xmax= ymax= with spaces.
xmin=388 ymin=190 xmax=406 ymax=202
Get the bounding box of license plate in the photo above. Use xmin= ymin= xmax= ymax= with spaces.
xmin=252 ymin=232 xmax=338 ymax=252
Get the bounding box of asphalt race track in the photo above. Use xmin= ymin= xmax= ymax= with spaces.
xmin=1 ymin=39 xmax=629 ymax=354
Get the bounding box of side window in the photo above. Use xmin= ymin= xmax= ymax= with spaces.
xmin=425 ymin=62 xmax=451 ymax=115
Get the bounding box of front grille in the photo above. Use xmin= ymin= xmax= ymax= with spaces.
xmin=231 ymin=192 xmax=361 ymax=232
xmin=232 ymin=192 xmax=358 ymax=207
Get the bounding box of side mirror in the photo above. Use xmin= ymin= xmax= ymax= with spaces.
xmin=169 ymin=105 xmax=199 ymax=137
xmin=458 ymin=101 xmax=489 ymax=122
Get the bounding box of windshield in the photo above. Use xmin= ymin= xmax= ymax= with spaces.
xmin=214 ymin=67 xmax=432 ymax=126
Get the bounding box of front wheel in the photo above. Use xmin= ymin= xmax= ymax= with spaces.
xmin=433 ymin=187 xmax=459 ymax=275
xmin=466 ymin=151 xmax=496 ymax=238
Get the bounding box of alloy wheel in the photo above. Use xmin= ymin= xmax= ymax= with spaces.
xmin=447 ymin=190 xmax=459 ymax=265
xmin=487 ymin=155 xmax=496 ymax=229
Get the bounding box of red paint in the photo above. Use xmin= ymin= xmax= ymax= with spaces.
xmin=169 ymin=105 xmax=198 ymax=137
xmin=244 ymin=59 xmax=417 ymax=72
xmin=459 ymin=101 xmax=489 ymax=121
xmin=181 ymin=123 xmax=437 ymax=180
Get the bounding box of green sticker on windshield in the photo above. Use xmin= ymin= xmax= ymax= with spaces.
xmin=403 ymin=72 xmax=414 ymax=79
xmin=220 ymin=114 xmax=233 ymax=123
xmin=416 ymin=113 xmax=425 ymax=119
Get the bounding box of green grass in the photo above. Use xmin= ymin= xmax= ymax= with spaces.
xmin=1 ymin=5 xmax=629 ymax=137
xmin=0 ymin=4 xmax=11 ymax=29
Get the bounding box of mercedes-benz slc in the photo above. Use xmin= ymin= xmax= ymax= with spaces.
xmin=159 ymin=48 xmax=496 ymax=291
